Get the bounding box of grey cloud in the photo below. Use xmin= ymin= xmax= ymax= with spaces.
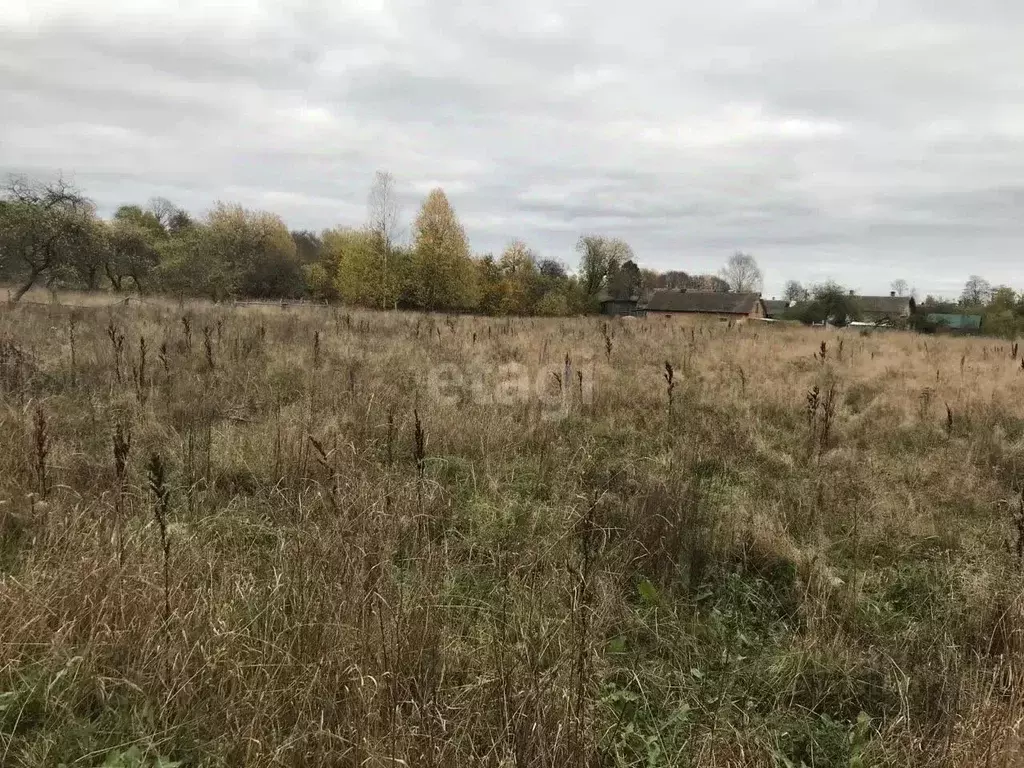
xmin=2 ymin=0 xmax=1023 ymax=297
xmin=340 ymin=66 xmax=500 ymax=122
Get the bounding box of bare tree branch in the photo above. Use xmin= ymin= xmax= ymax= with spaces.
xmin=720 ymin=252 xmax=763 ymax=293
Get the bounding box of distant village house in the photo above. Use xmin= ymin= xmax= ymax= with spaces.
xmin=645 ymin=289 xmax=767 ymax=322
xmin=597 ymin=290 xmax=644 ymax=317
xmin=763 ymin=299 xmax=791 ymax=319
xmin=851 ymin=291 xmax=915 ymax=324
xmin=599 ymin=280 xmax=917 ymax=327
xmin=925 ymin=313 xmax=982 ymax=331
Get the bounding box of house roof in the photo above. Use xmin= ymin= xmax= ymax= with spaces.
xmin=763 ymin=299 xmax=790 ymax=316
xmin=855 ymin=295 xmax=913 ymax=314
xmin=926 ymin=313 xmax=982 ymax=330
xmin=645 ymin=290 xmax=763 ymax=315
xmin=593 ymin=286 xmax=638 ymax=305
xmin=597 ymin=290 xmax=641 ymax=304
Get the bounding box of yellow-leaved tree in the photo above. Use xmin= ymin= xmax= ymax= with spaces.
xmin=322 ymin=227 xmax=411 ymax=308
xmin=206 ymin=203 xmax=302 ymax=299
xmin=498 ymin=240 xmax=541 ymax=315
xmin=322 ymin=228 xmax=378 ymax=307
xmin=155 ymin=203 xmax=301 ymax=300
xmin=411 ymin=188 xmax=478 ymax=311
xmin=475 ymin=254 xmax=507 ymax=315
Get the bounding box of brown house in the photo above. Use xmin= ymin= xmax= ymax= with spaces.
xmin=597 ymin=290 xmax=643 ymax=317
xmin=851 ymin=292 xmax=915 ymax=324
xmin=645 ymin=290 xmax=767 ymax=322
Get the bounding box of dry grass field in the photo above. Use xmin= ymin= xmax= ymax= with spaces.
xmin=2 ymin=298 xmax=1024 ymax=767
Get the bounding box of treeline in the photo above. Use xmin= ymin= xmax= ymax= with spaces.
xmin=0 ymin=177 xmax=307 ymax=303
xmin=0 ymin=173 xmax=740 ymax=314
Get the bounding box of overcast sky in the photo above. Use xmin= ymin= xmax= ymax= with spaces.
xmin=2 ymin=0 xmax=1022 ymax=298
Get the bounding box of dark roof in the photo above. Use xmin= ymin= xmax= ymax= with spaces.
xmin=926 ymin=313 xmax=982 ymax=330
xmin=597 ymin=290 xmax=641 ymax=304
xmin=764 ymin=300 xmax=790 ymax=317
xmin=855 ymin=295 xmax=913 ymax=314
xmin=645 ymin=290 xmax=763 ymax=315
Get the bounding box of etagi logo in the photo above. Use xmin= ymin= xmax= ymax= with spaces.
xmin=426 ymin=356 xmax=594 ymax=416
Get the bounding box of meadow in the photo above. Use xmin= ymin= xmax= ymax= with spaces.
xmin=1 ymin=297 xmax=1024 ymax=767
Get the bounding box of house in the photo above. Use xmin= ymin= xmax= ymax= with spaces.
xmin=926 ymin=313 xmax=982 ymax=331
xmin=763 ymin=299 xmax=791 ymax=319
xmin=645 ymin=289 xmax=767 ymax=322
xmin=598 ymin=290 xmax=643 ymax=317
xmin=598 ymin=259 xmax=646 ymax=316
xmin=851 ymin=292 xmax=915 ymax=324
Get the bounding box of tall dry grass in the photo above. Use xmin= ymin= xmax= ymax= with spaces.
xmin=1 ymin=299 xmax=1023 ymax=766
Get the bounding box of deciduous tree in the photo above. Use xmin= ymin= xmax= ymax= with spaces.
xmin=960 ymin=275 xmax=992 ymax=307
xmin=498 ymin=240 xmax=542 ymax=314
xmin=720 ymin=252 xmax=763 ymax=293
xmin=102 ymin=217 xmax=160 ymax=292
xmin=154 ymin=225 xmax=229 ymax=300
xmin=475 ymin=254 xmax=507 ymax=315
xmin=537 ymin=258 xmax=567 ymax=280
xmin=797 ymin=281 xmax=860 ymax=326
xmin=784 ymin=280 xmax=809 ymax=303
xmin=0 ymin=176 xmax=97 ymax=301
xmin=205 ymin=204 xmax=302 ymax=299
xmin=576 ymin=235 xmax=633 ymax=299
xmin=411 ymin=188 xmax=477 ymax=311
xmin=323 ymin=228 xmax=379 ymax=307
xmin=606 ymin=259 xmax=643 ymax=300
xmin=154 ymin=204 xmax=301 ymax=300
xmin=989 ymin=285 xmax=1016 ymax=310
xmin=291 ymin=230 xmax=323 ymax=264
xmin=367 ymin=171 xmax=402 ymax=309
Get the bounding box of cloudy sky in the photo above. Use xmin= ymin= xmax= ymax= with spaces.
xmin=2 ymin=0 xmax=1022 ymax=298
